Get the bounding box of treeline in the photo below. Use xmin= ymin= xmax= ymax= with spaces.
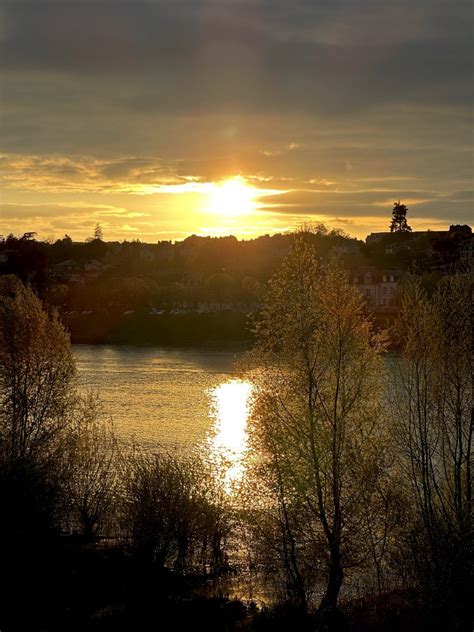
xmin=0 ymin=234 xmax=472 ymax=630
xmin=0 ymin=228 xmax=356 ymax=314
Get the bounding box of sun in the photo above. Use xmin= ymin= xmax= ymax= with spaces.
xmin=208 ymin=176 xmax=258 ymax=216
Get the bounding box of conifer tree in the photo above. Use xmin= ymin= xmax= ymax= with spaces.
xmin=93 ymin=223 xmax=103 ymax=241
xmin=390 ymin=201 xmax=412 ymax=232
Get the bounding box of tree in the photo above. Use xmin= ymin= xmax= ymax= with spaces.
xmin=244 ymin=237 xmax=388 ymax=615
xmin=62 ymin=394 xmax=118 ymax=542
xmin=204 ymin=272 xmax=235 ymax=307
xmin=122 ymin=451 xmax=230 ymax=574
xmin=390 ymin=200 xmax=412 ymax=232
xmin=20 ymin=232 xmax=38 ymax=241
xmin=93 ymin=223 xmax=104 ymax=241
xmin=0 ymin=276 xmax=119 ymax=544
xmin=390 ymin=276 xmax=473 ymax=625
xmin=241 ymin=276 xmax=262 ymax=309
xmin=0 ymin=276 xmax=76 ymax=467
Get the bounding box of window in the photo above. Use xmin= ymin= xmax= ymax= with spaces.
xmin=390 ymin=275 xmax=394 ymax=282
xmin=390 ymin=287 xmax=395 ymax=295
xmin=382 ymin=275 xmax=387 ymax=282
xmin=381 ymin=298 xmax=386 ymax=305
xmin=383 ymin=287 xmax=387 ymax=295
xmin=365 ymin=289 xmax=371 ymax=297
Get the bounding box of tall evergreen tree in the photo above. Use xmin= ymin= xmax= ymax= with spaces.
xmin=390 ymin=201 xmax=412 ymax=232
xmin=93 ymin=223 xmax=103 ymax=241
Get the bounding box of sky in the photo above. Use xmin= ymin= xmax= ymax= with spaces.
xmin=1 ymin=0 xmax=473 ymax=242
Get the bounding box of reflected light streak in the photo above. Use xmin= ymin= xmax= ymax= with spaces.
xmin=208 ymin=380 xmax=253 ymax=492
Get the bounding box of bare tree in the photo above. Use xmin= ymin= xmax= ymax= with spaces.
xmin=390 ymin=275 xmax=473 ymax=620
xmin=62 ymin=393 xmax=118 ymax=542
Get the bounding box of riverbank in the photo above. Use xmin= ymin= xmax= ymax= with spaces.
xmin=64 ymin=310 xmax=253 ymax=347
xmin=64 ymin=308 xmax=399 ymax=349
xmin=2 ymin=536 xmax=432 ymax=632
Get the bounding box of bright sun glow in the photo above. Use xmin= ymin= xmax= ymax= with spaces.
xmin=208 ymin=177 xmax=258 ymax=216
xmin=208 ymin=379 xmax=253 ymax=492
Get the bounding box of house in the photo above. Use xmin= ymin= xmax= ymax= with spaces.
xmin=51 ymin=259 xmax=85 ymax=278
xmin=51 ymin=259 xmax=104 ymax=283
xmin=84 ymin=259 xmax=105 ymax=278
xmin=351 ymin=267 xmax=401 ymax=309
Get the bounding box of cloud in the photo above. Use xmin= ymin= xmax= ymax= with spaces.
xmin=257 ymin=186 xmax=473 ymax=225
xmin=0 ymin=202 xmax=149 ymax=221
xmin=1 ymin=1 xmax=472 ymax=240
xmin=0 ymin=153 xmax=201 ymax=194
xmin=1 ymin=1 xmax=472 ymax=118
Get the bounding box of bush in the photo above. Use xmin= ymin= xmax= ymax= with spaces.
xmin=121 ymin=450 xmax=231 ymax=575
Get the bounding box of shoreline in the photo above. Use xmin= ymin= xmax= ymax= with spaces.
xmin=64 ymin=310 xmax=254 ymax=348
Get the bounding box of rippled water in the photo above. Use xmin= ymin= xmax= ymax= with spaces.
xmin=73 ymin=345 xmax=251 ymax=484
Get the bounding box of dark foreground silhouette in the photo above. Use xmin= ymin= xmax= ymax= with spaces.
xmin=0 ymin=537 xmax=458 ymax=632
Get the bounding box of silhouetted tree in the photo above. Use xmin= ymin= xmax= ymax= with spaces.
xmin=0 ymin=277 xmax=119 ymax=544
xmin=94 ymin=223 xmax=103 ymax=241
xmin=390 ymin=201 xmax=412 ymax=232
xmin=62 ymin=394 xmax=118 ymax=542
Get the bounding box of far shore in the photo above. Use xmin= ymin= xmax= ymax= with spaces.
xmin=64 ymin=307 xmax=398 ymax=348
xmin=64 ymin=309 xmax=253 ymax=348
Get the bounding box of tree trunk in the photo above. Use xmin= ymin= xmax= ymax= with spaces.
xmin=319 ymin=546 xmax=343 ymax=614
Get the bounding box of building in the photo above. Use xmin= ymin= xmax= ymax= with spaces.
xmin=51 ymin=259 xmax=104 ymax=283
xmin=366 ymin=225 xmax=473 ymax=271
xmin=351 ymin=267 xmax=401 ymax=309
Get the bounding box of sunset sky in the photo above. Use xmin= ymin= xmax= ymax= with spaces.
xmin=1 ymin=0 xmax=472 ymax=242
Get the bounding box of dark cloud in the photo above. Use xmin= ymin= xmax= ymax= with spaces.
xmin=1 ymin=0 xmax=472 ymax=116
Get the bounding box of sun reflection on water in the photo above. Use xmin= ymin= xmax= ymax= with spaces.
xmin=208 ymin=380 xmax=253 ymax=492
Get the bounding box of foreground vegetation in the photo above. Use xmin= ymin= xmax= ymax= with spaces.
xmin=0 ymin=235 xmax=472 ymax=630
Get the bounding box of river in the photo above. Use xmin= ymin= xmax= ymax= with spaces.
xmin=73 ymin=344 xmax=251 ymax=488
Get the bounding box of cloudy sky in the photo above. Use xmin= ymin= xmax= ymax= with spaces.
xmin=1 ymin=0 xmax=472 ymax=241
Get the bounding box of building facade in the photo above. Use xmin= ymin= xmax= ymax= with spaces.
xmin=351 ymin=267 xmax=400 ymax=309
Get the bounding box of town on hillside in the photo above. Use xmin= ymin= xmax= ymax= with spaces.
xmin=1 ymin=204 xmax=472 ymax=344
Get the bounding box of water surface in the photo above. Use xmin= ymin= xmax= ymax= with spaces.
xmin=74 ymin=345 xmax=253 ymax=489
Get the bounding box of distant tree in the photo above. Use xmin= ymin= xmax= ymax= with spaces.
xmin=94 ymin=223 xmax=104 ymax=241
xmin=241 ymin=276 xmax=262 ymax=308
xmin=390 ymin=201 xmax=412 ymax=233
xmin=204 ymin=272 xmax=235 ymax=307
xmin=20 ymin=232 xmax=37 ymax=241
